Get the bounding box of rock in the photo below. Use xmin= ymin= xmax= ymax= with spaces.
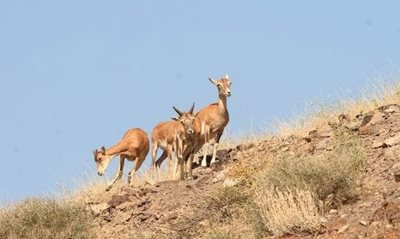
xmin=137 ymin=198 xmax=150 ymax=208
xmin=317 ymin=125 xmax=334 ymax=138
xmin=329 ymin=209 xmax=338 ymax=214
xmin=394 ymin=171 xmax=400 ymax=182
xmin=348 ymin=121 xmax=361 ymax=131
xmin=374 ymin=128 xmax=387 ymax=136
xmin=359 ymin=220 xmax=368 ymax=226
xmin=90 ymin=203 xmax=110 ymax=216
xmin=138 ymin=213 xmax=151 ymax=222
xmin=384 ymin=134 xmax=400 ymax=147
xmin=229 ymin=151 xmax=238 ymax=160
xmin=338 ymin=224 xmax=350 ymax=234
xmin=338 ymin=114 xmax=351 ymax=125
xmin=360 ymin=112 xmax=374 ymax=127
xmin=222 ymin=178 xmax=241 ymax=187
xmin=116 ymin=202 xmax=135 ymax=211
xmin=308 ymin=129 xmax=318 ymax=138
xmin=216 ymin=148 xmax=233 ymax=161
xmin=122 ymin=213 xmax=133 ymax=222
xmin=372 ymin=141 xmax=385 ymax=149
xmin=392 ymin=162 xmax=400 ymax=170
xmin=369 ymin=112 xmax=385 ymax=125
xmin=212 ymin=171 xmax=226 ymax=183
xmin=109 ymin=194 xmax=130 ymax=208
xmin=384 ymin=105 xmax=400 ymax=114
xmin=166 ymin=212 xmax=178 ymax=221
xmin=236 ymin=143 xmax=254 ymax=151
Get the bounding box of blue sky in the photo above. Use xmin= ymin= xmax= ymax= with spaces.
xmin=1 ymin=1 xmax=400 ymax=201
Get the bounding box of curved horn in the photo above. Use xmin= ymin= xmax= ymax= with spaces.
xmin=189 ymin=102 xmax=195 ymax=114
xmin=172 ymin=106 xmax=183 ymax=116
xmin=208 ymin=77 xmax=217 ymax=85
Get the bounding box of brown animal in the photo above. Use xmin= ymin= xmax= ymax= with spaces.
xmin=151 ymin=104 xmax=196 ymax=180
xmin=183 ymin=74 xmax=231 ymax=178
xmin=93 ymin=128 xmax=150 ymax=191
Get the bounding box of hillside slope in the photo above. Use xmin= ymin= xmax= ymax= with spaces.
xmin=87 ymin=103 xmax=400 ymax=239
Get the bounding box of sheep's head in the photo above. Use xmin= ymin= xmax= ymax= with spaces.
xmin=172 ymin=103 xmax=196 ymax=135
xmin=209 ymin=73 xmax=232 ymax=97
xmin=93 ymin=146 xmax=112 ymax=176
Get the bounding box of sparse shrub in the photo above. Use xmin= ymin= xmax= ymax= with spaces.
xmin=254 ymin=187 xmax=320 ymax=236
xmin=258 ymin=132 xmax=365 ymax=207
xmin=208 ymin=186 xmax=250 ymax=223
xmin=0 ymin=197 xmax=95 ymax=239
xmin=248 ymin=132 xmax=365 ymax=236
xmin=203 ymin=228 xmax=233 ymax=239
xmin=203 ymin=186 xmax=266 ymax=239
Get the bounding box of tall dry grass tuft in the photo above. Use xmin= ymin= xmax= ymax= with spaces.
xmin=257 ymin=132 xmax=365 ymax=207
xmin=203 ymin=228 xmax=236 ymax=239
xmin=243 ymin=131 xmax=366 ymax=237
xmin=0 ymin=197 xmax=95 ymax=239
xmin=203 ymin=186 xmax=259 ymax=239
xmin=254 ymin=187 xmax=320 ymax=237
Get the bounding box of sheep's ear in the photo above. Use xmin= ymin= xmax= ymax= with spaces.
xmin=101 ymin=146 xmax=106 ymax=155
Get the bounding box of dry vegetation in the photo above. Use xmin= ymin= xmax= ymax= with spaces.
xmin=254 ymin=187 xmax=320 ymax=237
xmin=201 ymin=130 xmax=366 ymax=238
xmin=277 ymin=79 xmax=400 ymax=138
xmin=257 ymin=132 xmax=365 ymax=206
xmin=0 ymin=198 xmax=95 ymax=239
xmin=2 ymin=79 xmax=400 ymax=239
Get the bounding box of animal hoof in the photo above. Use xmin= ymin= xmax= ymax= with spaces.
xmin=210 ymin=159 xmax=218 ymax=165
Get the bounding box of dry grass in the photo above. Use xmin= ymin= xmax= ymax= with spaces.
xmin=207 ymin=186 xmax=251 ymax=223
xmin=219 ymin=131 xmax=366 ymax=237
xmin=218 ymin=128 xmax=267 ymax=150
xmin=202 ymin=186 xmax=259 ymax=239
xmin=254 ymin=187 xmax=320 ymax=237
xmin=0 ymin=197 xmax=95 ymax=239
xmin=277 ymin=79 xmax=400 ymax=137
xmin=0 ymin=165 xmax=175 ymax=239
xmin=203 ymin=229 xmax=231 ymax=239
xmin=257 ymin=132 xmax=365 ymax=207
xmin=70 ymin=166 xmax=175 ymax=206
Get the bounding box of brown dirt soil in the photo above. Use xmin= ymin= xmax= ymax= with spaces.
xmin=89 ymin=103 xmax=400 ymax=239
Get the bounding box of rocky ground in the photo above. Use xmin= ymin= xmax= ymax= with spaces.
xmin=87 ymin=103 xmax=400 ymax=239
